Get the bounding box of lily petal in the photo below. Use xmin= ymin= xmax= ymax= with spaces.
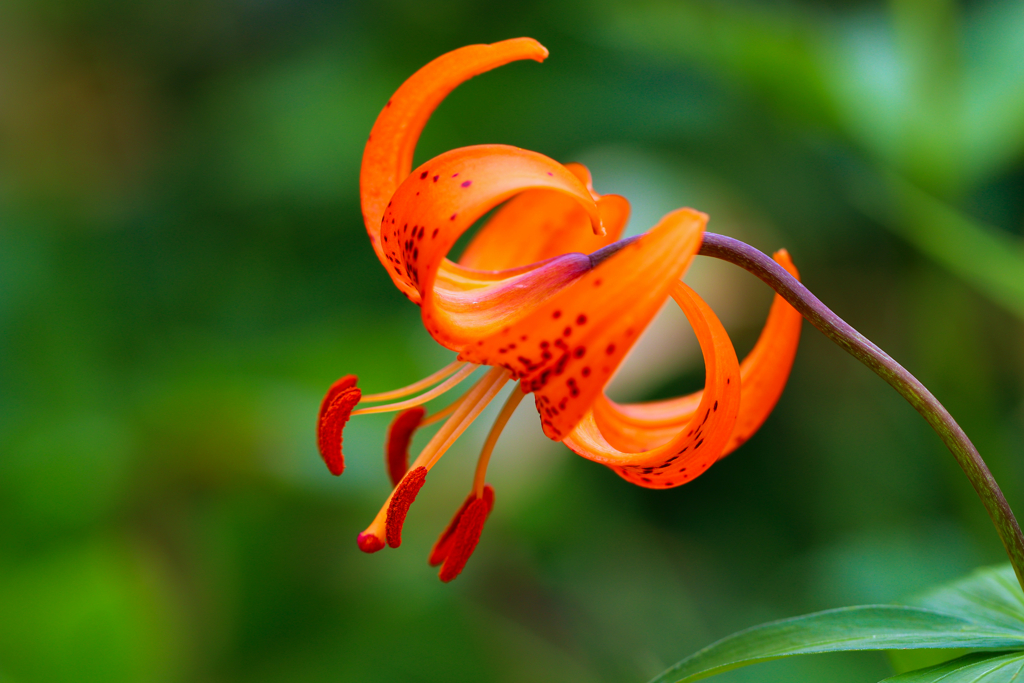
xmin=380 ymin=144 xmax=605 ymax=349
xmin=588 ymin=250 xmax=802 ymax=455
xmin=563 ymin=280 xmax=742 ymax=488
xmin=459 ymin=162 xmax=630 ymax=271
xmin=361 ymin=37 xmax=549 ymax=303
xmin=462 ymin=208 xmax=710 ymax=440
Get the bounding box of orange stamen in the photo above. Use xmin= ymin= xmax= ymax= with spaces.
xmin=316 ymin=376 xmax=362 ymax=476
xmin=419 ymin=397 xmax=463 ymax=427
xmin=360 ymin=360 xmax=467 ymax=402
xmin=410 ymin=367 xmax=511 ymax=471
xmin=351 ymin=363 xmax=478 ymax=416
xmin=438 ymin=486 xmax=495 ymax=582
xmin=386 ymin=407 xmax=426 ymax=487
xmin=471 ymin=384 xmax=526 ymax=497
xmin=356 ymin=367 xmax=510 ymax=553
xmin=425 ymin=385 xmax=521 ymax=577
xmin=386 ymin=466 xmax=428 ymax=548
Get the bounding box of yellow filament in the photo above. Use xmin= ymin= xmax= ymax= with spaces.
xmin=360 ymin=366 xmax=511 ymax=540
xmin=352 ymin=364 xmax=478 ymax=416
xmin=360 ymin=360 xmax=467 ymax=403
xmin=472 ymin=384 xmax=526 ymax=497
xmin=420 ymin=397 xmax=464 ymax=427
xmin=413 ymin=367 xmax=512 ymax=472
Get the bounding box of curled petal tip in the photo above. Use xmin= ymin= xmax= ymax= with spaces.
xmin=357 ymin=532 xmax=385 ymax=554
xmin=317 ymin=377 xmax=361 ymax=476
xmin=386 ymin=466 xmax=428 ymax=548
xmin=499 ymin=37 xmax=548 ymax=61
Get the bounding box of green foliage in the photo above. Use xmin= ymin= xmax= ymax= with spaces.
xmin=653 ymin=565 xmax=1024 ymax=683
xmin=881 ymin=652 xmax=1024 ymax=682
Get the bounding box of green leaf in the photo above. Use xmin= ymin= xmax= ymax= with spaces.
xmin=881 ymin=651 xmax=1024 ymax=682
xmin=910 ymin=565 xmax=1024 ymax=634
xmin=649 ymin=605 xmax=1024 ymax=683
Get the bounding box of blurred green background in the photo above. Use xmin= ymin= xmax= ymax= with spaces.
xmin=1 ymin=0 xmax=1022 ymax=681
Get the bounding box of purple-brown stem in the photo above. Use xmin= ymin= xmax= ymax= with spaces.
xmin=699 ymin=232 xmax=1024 ymax=592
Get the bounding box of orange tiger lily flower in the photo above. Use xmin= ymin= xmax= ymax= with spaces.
xmin=317 ymin=38 xmax=803 ymax=580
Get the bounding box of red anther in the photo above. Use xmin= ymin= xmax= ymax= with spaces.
xmin=386 ymin=407 xmax=426 ymax=487
xmin=438 ymin=485 xmax=494 ymax=582
xmin=357 ymin=532 xmax=384 ymax=553
xmin=385 ymin=466 xmax=427 ymax=548
xmin=316 ymin=380 xmax=362 ymax=476
xmin=428 ymin=490 xmax=477 ymax=567
xmin=318 ymin=375 xmax=357 ymax=424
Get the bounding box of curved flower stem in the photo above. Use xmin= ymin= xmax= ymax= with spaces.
xmin=699 ymin=232 xmax=1024 ymax=593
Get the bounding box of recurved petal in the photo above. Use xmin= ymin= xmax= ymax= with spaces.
xmin=562 ymin=281 xmax=741 ymax=488
xmin=379 ymin=144 xmax=604 ymax=349
xmin=459 ymin=162 xmax=629 ymax=271
xmin=588 ymin=250 xmax=802 ymax=455
xmin=460 ymin=208 xmax=709 ymax=440
xmin=361 ymin=38 xmax=549 ymax=303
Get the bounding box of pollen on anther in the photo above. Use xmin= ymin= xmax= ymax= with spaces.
xmin=386 ymin=407 xmax=425 ymax=487
xmin=317 ymin=376 xmax=361 ymax=476
xmin=386 ymin=467 xmax=428 ymax=548
xmin=438 ymin=486 xmax=495 ymax=583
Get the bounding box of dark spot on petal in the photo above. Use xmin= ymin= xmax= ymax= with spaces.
xmin=576 ymin=314 xmax=587 ymax=325
xmin=605 ymin=343 xmax=616 ymax=355
xmin=461 ymin=180 xmax=472 ymax=188
xmin=420 ymin=171 xmax=428 ymax=179
xmin=552 ymin=310 xmax=561 ymax=319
